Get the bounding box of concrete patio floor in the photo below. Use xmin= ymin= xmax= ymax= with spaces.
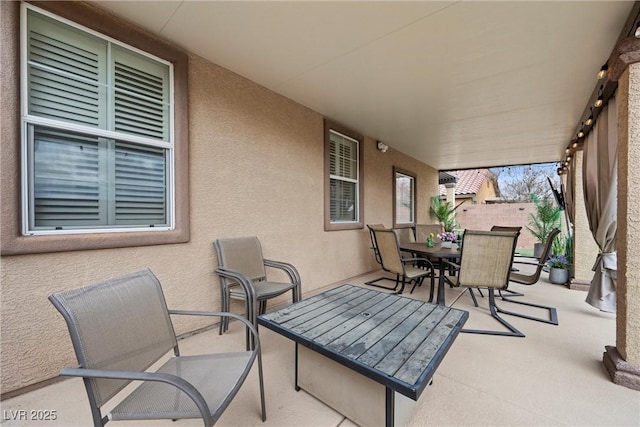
xmin=2 ymin=263 xmax=639 ymax=426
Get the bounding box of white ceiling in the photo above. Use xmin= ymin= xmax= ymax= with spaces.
xmin=91 ymin=1 xmax=634 ymax=171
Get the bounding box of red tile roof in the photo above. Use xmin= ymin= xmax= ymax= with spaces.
xmin=439 ymin=169 xmax=490 ymax=196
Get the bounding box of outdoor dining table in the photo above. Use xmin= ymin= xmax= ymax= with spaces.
xmin=399 ymin=242 xmax=461 ymax=305
xmin=257 ymin=284 xmax=468 ymax=427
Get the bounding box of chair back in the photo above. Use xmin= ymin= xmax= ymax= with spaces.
xmin=215 ymin=236 xmax=267 ymax=281
xmin=371 ymin=228 xmax=405 ymax=276
xmin=457 ymin=230 xmax=518 ymax=290
xmin=393 ymin=227 xmax=415 ymax=244
xmin=415 ymin=224 xmax=442 ymax=242
xmin=367 ymin=224 xmax=386 ymax=265
xmin=48 ymin=269 xmax=177 ymax=407
xmin=490 ymin=225 xmax=522 ymax=233
xmin=510 ymin=228 xmax=561 ymax=284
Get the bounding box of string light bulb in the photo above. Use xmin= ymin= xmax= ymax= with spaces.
xmin=597 ymin=63 xmax=608 ymax=80
xmin=572 ymin=141 xmax=578 ymax=149
xmin=594 ymin=85 xmax=604 ymax=108
xmin=594 ymin=95 xmax=604 ymax=108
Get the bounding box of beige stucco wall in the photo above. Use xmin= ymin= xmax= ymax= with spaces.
xmin=0 ymin=4 xmax=438 ymax=394
xmin=617 ymin=63 xmax=640 ymax=363
xmin=474 ymin=178 xmax=498 ymax=204
xmin=572 ymin=151 xmax=601 ymax=283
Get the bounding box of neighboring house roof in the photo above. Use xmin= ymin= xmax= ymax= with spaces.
xmin=439 ymin=169 xmax=490 ymax=197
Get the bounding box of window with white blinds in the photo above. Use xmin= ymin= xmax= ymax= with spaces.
xmin=329 ymin=130 xmax=359 ymax=223
xmin=324 ymin=120 xmax=363 ymax=231
xmin=22 ymin=6 xmax=172 ymax=234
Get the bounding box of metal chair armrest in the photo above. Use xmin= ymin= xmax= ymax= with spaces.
xmin=263 ymin=259 xmax=302 ymax=301
xmin=511 ymin=260 xmax=545 ymax=267
xmin=402 ymin=257 xmax=435 ymax=270
xmin=169 ymin=310 xmax=261 ymax=349
xmin=60 ymin=367 xmax=213 ymax=427
xmin=441 ymin=258 xmax=461 ymax=270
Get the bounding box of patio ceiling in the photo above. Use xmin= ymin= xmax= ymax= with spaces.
xmin=90 ymin=1 xmax=634 ymax=171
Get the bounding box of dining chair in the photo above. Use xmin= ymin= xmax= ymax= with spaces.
xmin=214 ymin=237 xmax=301 ymax=337
xmin=365 ymin=224 xmax=401 ymax=291
xmin=497 ymin=228 xmax=561 ymax=326
xmin=49 ymin=269 xmax=266 ymax=427
xmin=444 ymin=229 xmax=524 ymax=337
xmin=371 ymin=228 xmax=436 ymax=298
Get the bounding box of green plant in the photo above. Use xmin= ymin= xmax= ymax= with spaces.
xmin=526 ymin=194 xmax=561 ymax=243
xmin=430 ymin=196 xmax=465 ymax=232
xmin=551 ymin=234 xmax=565 ymax=256
xmin=564 ymin=234 xmax=574 ymax=264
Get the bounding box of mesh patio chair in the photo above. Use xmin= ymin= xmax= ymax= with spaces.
xmin=48 ymin=269 xmax=266 ymax=427
xmin=364 ymin=224 xmax=401 ymax=291
xmin=371 ymin=228 xmax=436 ymax=298
xmin=496 ymin=228 xmax=561 ymax=326
xmin=444 ymin=230 xmax=524 ymax=337
xmin=214 ymin=237 xmax=301 ymax=336
xmin=490 ymin=225 xmax=524 ymax=296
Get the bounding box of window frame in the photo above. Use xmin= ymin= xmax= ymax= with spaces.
xmin=324 ymin=119 xmax=364 ymax=231
xmin=393 ymin=166 xmax=416 ymax=229
xmin=1 ymin=1 xmax=189 ymax=255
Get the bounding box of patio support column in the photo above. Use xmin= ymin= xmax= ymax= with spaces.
xmin=445 ymin=183 xmax=456 ymax=214
xmin=604 ymin=40 xmax=640 ymax=391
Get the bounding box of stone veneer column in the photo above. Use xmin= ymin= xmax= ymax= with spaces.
xmin=604 ymin=58 xmax=640 ymax=391
xmin=570 ymin=151 xmax=601 ymax=290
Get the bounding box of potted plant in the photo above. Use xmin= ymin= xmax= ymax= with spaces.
xmin=438 ymin=231 xmax=458 ymax=248
xmin=547 ymin=254 xmax=570 ymax=284
xmin=526 ymin=194 xmax=561 ymax=258
xmin=430 ymin=196 xmax=465 ymax=232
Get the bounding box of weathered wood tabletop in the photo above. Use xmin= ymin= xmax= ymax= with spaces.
xmin=258 ymin=284 xmax=468 ymax=400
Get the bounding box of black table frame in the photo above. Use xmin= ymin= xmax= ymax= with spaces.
xmin=399 ymin=242 xmax=461 ymax=305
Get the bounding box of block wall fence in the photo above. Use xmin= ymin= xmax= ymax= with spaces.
xmin=455 ymin=202 xmax=538 ymax=249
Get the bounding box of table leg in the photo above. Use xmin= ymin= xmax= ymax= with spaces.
xmin=295 ymin=343 xmax=300 ymax=391
xmin=437 ymin=260 xmax=446 ymax=305
xmin=385 ymin=387 xmax=395 ymax=427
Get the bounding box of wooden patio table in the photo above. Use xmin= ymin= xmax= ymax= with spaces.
xmin=399 ymin=242 xmax=461 ymax=305
xmin=257 ymin=284 xmax=468 ymax=427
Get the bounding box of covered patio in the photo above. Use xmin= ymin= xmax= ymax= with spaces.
xmin=2 ymin=266 xmax=638 ymax=426
xmin=2 ymin=1 xmax=640 ymax=424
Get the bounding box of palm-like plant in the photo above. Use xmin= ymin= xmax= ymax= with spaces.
xmin=430 ymin=196 xmax=464 ymax=232
xmin=526 ymin=194 xmax=561 ymax=243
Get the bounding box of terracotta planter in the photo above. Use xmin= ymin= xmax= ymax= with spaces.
xmin=549 ymin=267 xmax=569 ymax=284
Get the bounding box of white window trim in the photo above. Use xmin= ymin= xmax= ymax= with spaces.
xmin=20 ymin=3 xmax=176 ymax=236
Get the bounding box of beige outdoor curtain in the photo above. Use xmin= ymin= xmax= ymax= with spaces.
xmin=582 ymin=99 xmax=617 ymax=313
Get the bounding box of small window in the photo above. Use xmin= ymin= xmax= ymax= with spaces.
xmin=22 ymin=6 xmax=172 ymax=234
xmin=393 ymin=167 xmax=416 ymax=228
xmin=324 ymin=119 xmax=364 ymax=231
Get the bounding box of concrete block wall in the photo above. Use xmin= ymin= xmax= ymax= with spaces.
xmin=455 ymin=202 xmax=537 ymax=249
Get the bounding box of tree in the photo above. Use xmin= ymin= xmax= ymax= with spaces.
xmin=491 ymin=164 xmax=560 ymax=202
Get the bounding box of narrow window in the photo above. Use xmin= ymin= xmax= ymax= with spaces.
xmin=393 ymin=167 xmax=416 ymax=228
xmin=324 ymin=120 xmax=364 ymax=231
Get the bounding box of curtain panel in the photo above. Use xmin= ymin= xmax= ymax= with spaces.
xmin=582 ymin=100 xmax=618 ymax=312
